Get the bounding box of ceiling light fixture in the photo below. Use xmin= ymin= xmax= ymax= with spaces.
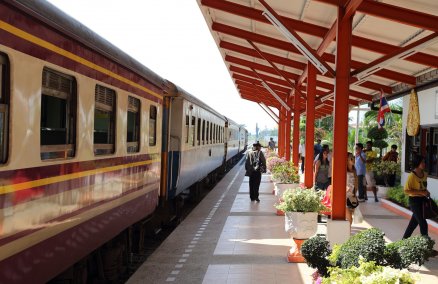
xmin=262 ymin=9 xmax=328 ymax=75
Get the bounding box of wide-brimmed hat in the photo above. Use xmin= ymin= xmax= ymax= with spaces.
xmin=253 ymin=142 xmax=262 ymax=147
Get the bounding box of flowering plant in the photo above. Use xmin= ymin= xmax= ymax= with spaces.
xmin=271 ymin=161 xmax=300 ymax=183
xmin=266 ymin=156 xmax=286 ymax=172
xmin=265 ymin=149 xmax=278 ymax=159
xmin=275 ymin=187 xmax=326 ymax=212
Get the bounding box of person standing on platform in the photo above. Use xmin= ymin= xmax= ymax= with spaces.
xmin=346 ymin=152 xmax=359 ymax=225
xmin=314 ymin=139 xmax=322 ymax=159
xmin=268 ymin=137 xmax=276 ymax=151
xmin=299 ymin=141 xmax=305 ymax=174
xmin=245 ymin=142 xmax=266 ymax=202
xmin=382 ymin=144 xmax=399 ymax=186
xmin=403 ymin=155 xmax=429 ymax=238
xmin=314 ymin=145 xmax=332 ymax=184
xmin=355 ymin=143 xmax=367 ymax=202
xmin=365 ymin=141 xmax=379 ymax=202
xmin=314 ymin=149 xmax=330 ymax=190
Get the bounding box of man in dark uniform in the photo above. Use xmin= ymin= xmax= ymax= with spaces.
xmin=245 ymin=142 xmax=266 ymax=202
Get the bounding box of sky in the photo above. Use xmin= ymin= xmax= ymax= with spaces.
xmin=46 ymin=0 xmax=278 ymax=134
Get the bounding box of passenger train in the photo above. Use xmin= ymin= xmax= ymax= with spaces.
xmin=0 ymin=0 xmax=248 ymax=282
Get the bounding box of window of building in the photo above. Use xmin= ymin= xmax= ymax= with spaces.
xmin=127 ymin=96 xmax=140 ymax=152
xmin=41 ymin=68 xmax=76 ymax=160
xmin=191 ymin=116 xmax=196 ymax=146
xmin=149 ymin=105 xmax=157 ymax=146
xmin=405 ymin=126 xmax=438 ymax=177
xmin=94 ymin=85 xmax=116 ymax=155
xmin=0 ymin=53 xmax=9 ymax=164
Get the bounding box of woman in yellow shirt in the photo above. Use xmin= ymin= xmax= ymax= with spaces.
xmin=403 ymin=155 xmax=430 ymax=238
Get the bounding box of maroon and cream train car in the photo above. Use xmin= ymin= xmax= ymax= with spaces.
xmin=0 ymin=0 xmax=164 ymax=282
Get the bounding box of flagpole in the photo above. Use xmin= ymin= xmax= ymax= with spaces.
xmin=380 ymin=89 xmax=394 ymax=126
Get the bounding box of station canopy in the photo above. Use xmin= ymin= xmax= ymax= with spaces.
xmin=197 ymin=0 xmax=438 ymax=119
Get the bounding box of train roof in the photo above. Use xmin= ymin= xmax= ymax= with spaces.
xmin=167 ymin=81 xmax=226 ymax=121
xmin=5 ymin=0 xmax=167 ymax=90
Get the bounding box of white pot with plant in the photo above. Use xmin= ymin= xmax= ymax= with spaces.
xmin=271 ymin=161 xmax=300 ymax=198
xmin=275 ymin=188 xmax=327 ymax=262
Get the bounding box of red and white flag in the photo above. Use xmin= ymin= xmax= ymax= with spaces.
xmin=377 ymin=91 xmax=391 ymax=129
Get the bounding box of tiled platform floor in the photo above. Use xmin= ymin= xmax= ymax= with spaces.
xmin=128 ymin=159 xmax=438 ymax=284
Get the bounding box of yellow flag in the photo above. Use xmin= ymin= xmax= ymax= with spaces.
xmin=407 ymin=89 xmax=420 ymax=136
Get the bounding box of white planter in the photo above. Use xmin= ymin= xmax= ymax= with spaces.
xmin=275 ymin=183 xmax=299 ymax=197
xmin=284 ymin=212 xmax=318 ymax=239
xmin=377 ymin=186 xmax=390 ymax=198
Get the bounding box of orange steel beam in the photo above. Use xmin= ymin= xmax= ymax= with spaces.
xmin=258 ymin=0 xmax=335 ymax=77
xmin=331 ymin=5 xmax=352 ymax=221
xmin=235 ymin=80 xmax=290 ymax=99
xmin=225 ymin=55 xmax=381 ymax=97
xmin=240 ymin=93 xmax=280 ymax=108
xmin=221 ymin=40 xmax=415 ymax=86
xmin=285 ymin=95 xmax=292 ymax=161
xmin=304 ymin=63 xmax=317 ymax=188
xmin=352 ymin=32 xmax=438 ymax=81
xmin=342 ymin=0 xmax=364 ymax=23
xmin=203 ymin=0 xmax=437 ymax=68
xmin=278 ymin=107 xmax=284 ymax=157
xmin=247 ymin=40 xmax=305 ymax=100
xmin=292 ymin=91 xmax=301 ymax=167
xmin=315 ymin=0 xmax=438 ymax=33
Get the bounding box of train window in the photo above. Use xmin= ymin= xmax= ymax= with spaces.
xmin=210 ymin=122 xmax=213 ymax=143
xmin=40 ymin=68 xmax=76 ymax=160
xmin=202 ymin=119 xmax=205 ymax=145
xmin=197 ymin=118 xmax=201 ymax=146
xmin=185 ymin=115 xmax=189 ymax=144
xmin=191 ymin=116 xmax=196 ymax=146
xmin=0 ymin=53 xmax=9 ymax=163
xmin=149 ymin=105 xmax=157 ymax=146
xmin=94 ymin=85 xmax=116 ymax=155
xmin=127 ymin=96 xmax=140 ymax=152
xmin=206 ymin=121 xmax=209 ymax=144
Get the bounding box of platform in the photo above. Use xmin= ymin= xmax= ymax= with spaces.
xmin=127 ymin=159 xmax=438 ymax=284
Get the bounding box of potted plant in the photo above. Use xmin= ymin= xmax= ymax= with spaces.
xmin=275 ymin=187 xmax=327 ymax=262
xmin=271 ymin=161 xmax=300 ymax=197
xmin=266 ymin=156 xmax=286 ymax=192
xmin=371 ymin=160 xmax=401 ymax=197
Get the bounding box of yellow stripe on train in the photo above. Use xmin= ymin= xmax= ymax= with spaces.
xmin=0 ymin=20 xmax=163 ymax=100
xmin=0 ymin=159 xmax=161 ymax=195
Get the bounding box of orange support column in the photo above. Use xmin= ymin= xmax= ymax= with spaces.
xmin=292 ymin=92 xmax=301 ymax=167
xmin=285 ymin=96 xmax=292 ymax=161
xmin=278 ymin=107 xmax=284 ymax=157
xmin=304 ymin=64 xmax=316 ymax=188
xmin=331 ymin=6 xmax=352 ymax=221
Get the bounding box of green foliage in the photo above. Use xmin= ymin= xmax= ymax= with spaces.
xmin=271 ymin=161 xmax=300 ymax=183
xmin=301 ymin=236 xmax=332 ymax=276
xmin=384 ymin=236 xmax=435 ymax=269
xmin=368 ymin=126 xmax=389 ymax=140
xmin=387 ymin=185 xmax=409 ymax=208
xmin=371 ymin=161 xmax=401 ymax=176
xmin=333 ymin=228 xmax=386 ymax=268
xmin=275 ymin=188 xmax=327 ymax=212
xmin=373 ymin=139 xmax=389 ymax=150
xmin=322 ymin=259 xmax=417 ymax=284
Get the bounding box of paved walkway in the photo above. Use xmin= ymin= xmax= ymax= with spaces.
xmin=127 ymin=161 xmax=438 ymax=283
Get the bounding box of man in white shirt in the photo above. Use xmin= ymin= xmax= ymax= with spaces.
xmin=299 ymin=142 xmax=305 ymax=173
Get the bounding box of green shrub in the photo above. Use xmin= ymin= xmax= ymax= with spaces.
xmin=384 ymin=236 xmax=435 ymax=269
xmin=387 ymin=185 xmax=409 ymax=208
xmin=334 ymin=228 xmax=386 ymax=268
xmin=301 ymin=236 xmax=332 ymax=276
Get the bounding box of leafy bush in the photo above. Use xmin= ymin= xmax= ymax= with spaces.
xmin=387 ymin=185 xmax=409 ymax=208
xmin=275 ymin=188 xmax=327 ymax=212
xmin=371 ymin=160 xmax=401 ymax=176
xmin=368 ymin=126 xmax=388 ymax=140
xmin=321 ymin=259 xmax=418 ymax=284
xmin=384 ymin=236 xmax=435 ymax=269
xmin=333 ymin=228 xmax=386 ymax=268
xmin=271 ymin=161 xmax=300 ymax=183
xmin=301 ymin=236 xmax=332 ymax=277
